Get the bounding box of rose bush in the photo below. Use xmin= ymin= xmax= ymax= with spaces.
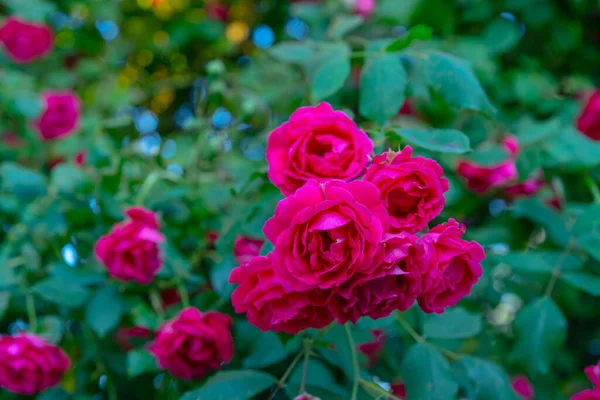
xmin=1 ymin=1 xmax=599 ymax=399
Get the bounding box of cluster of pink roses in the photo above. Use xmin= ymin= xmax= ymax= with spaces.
xmin=572 ymin=360 xmax=600 ymax=400
xmin=230 ymin=102 xmax=485 ymax=334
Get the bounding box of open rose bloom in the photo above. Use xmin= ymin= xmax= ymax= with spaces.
xmin=0 ymin=334 xmax=70 ymax=395
xmin=34 ymin=91 xmax=82 ymax=140
xmin=0 ymin=16 xmax=53 ymax=63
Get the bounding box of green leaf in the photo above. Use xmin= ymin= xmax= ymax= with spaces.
xmin=37 ymin=315 xmax=63 ymax=344
xmin=210 ymin=254 xmax=237 ymax=300
xmin=127 ymin=349 xmax=159 ymax=378
xmin=494 ymin=251 xmax=584 ymax=274
xmin=424 ymin=51 xmax=495 ymax=115
xmin=311 ymin=50 xmax=351 ymax=102
xmin=459 ymin=357 xmax=516 ymax=400
xmin=388 ymin=128 xmax=471 ymax=153
xmin=509 ymin=297 xmax=567 ymax=376
xmin=0 ymin=162 xmax=47 ymax=198
xmin=327 ymin=15 xmax=363 ymax=39
xmin=269 ymin=41 xmax=315 ymax=64
xmin=560 ymin=272 xmax=600 ymax=296
xmin=402 ymin=343 xmax=459 ymax=400
xmin=85 ymin=286 xmax=125 ymax=337
xmin=511 ymin=199 xmax=570 ymax=247
xmin=482 ymin=17 xmax=521 ymax=54
xmin=572 ymin=204 xmax=600 ymax=262
xmin=243 ymin=332 xmax=287 ymax=369
xmin=47 ymin=262 xmax=105 ymax=286
xmin=359 ymin=54 xmax=408 ymax=125
xmin=131 ymin=302 xmax=160 ymax=331
xmin=287 ymin=359 xmax=348 ymax=399
xmin=423 ymin=307 xmax=482 ymax=339
xmin=50 ymin=164 xmax=93 ymax=195
xmin=386 ymin=24 xmax=433 ymax=52
xmin=543 ymin=127 xmax=600 ymax=168
xmin=466 ymin=146 xmax=509 ymax=166
xmin=180 ymin=370 xmax=277 ymax=400
xmin=31 ymin=277 xmax=90 ymax=309
xmin=0 ymin=292 xmax=10 ymax=321
xmin=516 ymin=147 xmax=542 ymax=180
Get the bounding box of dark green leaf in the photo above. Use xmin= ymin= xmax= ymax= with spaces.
xmin=424 ymin=51 xmax=495 ymax=115
xmin=47 ymin=262 xmax=105 ymax=285
xmin=572 ymin=204 xmax=600 ymax=262
xmin=0 ymin=162 xmax=47 ymax=198
xmin=287 ymin=359 xmax=348 ymax=399
xmin=482 ymin=17 xmax=521 ymax=54
xmin=511 ymin=199 xmax=570 ymax=247
xmin=327 ymin=15 xmax=363 ymax=39
xmin=50 ymin=164 xmax=93 ymax=195
xmin=459 ymin=356 xmax=516 ymax=400
xmin=0 ymin=292 xmax=10 ymax=321
xmin=31 ymin=277 xmax=90 ymax=308
xmin=543 ymin=127 xmax=600 ymax=168
xmin=210 ymin=255 xmax=237 ymax=299
xmin=560 ymin=272 xmax=600 ymax=296
xmin=85 ymin=286 xmax=125 ymax=337
xmin=494 ymin=251 xmax=584 ymax=274
xmin=311 ymin=50 xmax=351 ymax=101
xmin=386 ymin=25 xmax=433 ymax=52
xmin=423 ymin=307 xmax=482 ymax=339
xmin=402 ymin=343 xmax=459 ymax=400
xmin=359 ymin=54 xmax=407 ymax=125
xmin=180 ymin=370 xmax=277 ymax=400
xmin=509 ymin=297 xmax=566 ymax=376
xmin=516 ymin=147 xmax=542 ymax=180
xmin=127 ymin=349 xmax=159 ymax=378
xmin=37 ymin=315 xmax=63 ymax=344
xmin=388 ymin=128 xmax=471 ymax=153
xmin=243 ymin=332 xmax=288 ymax=369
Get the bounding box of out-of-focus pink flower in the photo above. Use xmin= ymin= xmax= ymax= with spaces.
xmin=576 ymin=90 xmax=600 ymax=141
xmin=0 ymin=16 xmax=53 ymax=64
xmin=357 ymin=329 xmax=385 ymax=368
xmin=512 ymin=375 xmax=535 ymax=399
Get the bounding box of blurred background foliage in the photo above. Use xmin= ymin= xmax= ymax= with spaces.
xmin=1 ymin=0 xmax=600 ymax=399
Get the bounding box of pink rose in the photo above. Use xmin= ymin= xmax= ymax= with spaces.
xmin=0 ymin=16 xmax=53 ymax=64
xmin=572 ymin=361 xmax=600 ymax=399
xmin=115 ymin=326 xmax=153 ymax=352
xmin=229 ymin=255 xmax=334 ymax=334
xmin=391 ymin=381 xmax=406 ymax=398
xmin=354 ymin=0 xmax=376 ymax=18
xmin=357 ymin=329 xmax=385 ymax=368
xmin=512 ymin=375 xmax=535 ymax=399
xmin=328 ymin=232 xmax=424 ymax=323
xmin=266 ymin=103 xmax=373 ymax=195
xmin=577 ymin=90 xmax=600 ymax=141
xmin=417 ymin=219 xmax=485 ymax=314
xmin=505 ymin=176 xmax=545 ymax=198
xmin=94 ymin=206 xmax=165 ymax=285
xmin=34 ymin=91 xmax=81 ymax=140
xmin=0 ymin=334 xmax=70 ymax=395
xmin=149 ymin=307 xmax=233 ymax=380
xmin=233 ymin=236 xmax=264 ymax=265
xmin=364 ymin=147 xmax=448 ymax=234
xmin=263 ymin=180 xmax=388 ymax=290
xmin=456 ymin=136 xmax=519 ymax=193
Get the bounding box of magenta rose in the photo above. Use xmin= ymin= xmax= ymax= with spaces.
xmin=149 ymin=307 xmax=233 ymax=380
xmin=34 ymin=91 xmax=81 ymax=140
xmin=328 ymin=232 xmax=424 ymax=323
xmin=0 ymin=16 xmax=53 ymax=64
xmin=353 ymin=0 xmax=376 ymax=18
xmin=364 ymin=147 xmax=448 ymax=234
xmin=94 ymin=206 xmax=164 ymax=285
xmin=577 ymin=90 xmax=600 ymax=141
xmin=417 ymin=219 xmax=485 ymax=314
xmin=512 ymin=375 xmax=535 ymax=400
xmin=115 ymin=326 xmax=153 ymax=352
xmin=233 ymin=235 xmax=264 ymax=265
xmin=263 ymin=179 xmax=388 ymax=290
xmin=357 ymin=329 xmax=385 ymax=368
xmin=572 ymin=361 xmax=600 ymax=400
xmin=266 ymin=103 xmax=373 ymax=195
xmin=229 ymin=255 xmax=334 ymax=334
xmin=0 ymin=334 xmax=70 ymax=395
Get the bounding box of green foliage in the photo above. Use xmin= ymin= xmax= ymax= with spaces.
xmin=401 ymin=344 xmax=459 ymax=400
xmin=180 ymin=370 xmax=277 ymax=400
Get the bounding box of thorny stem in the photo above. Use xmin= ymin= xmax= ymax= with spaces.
xmin=299 ymin=339 xmax=312 ymax=394
xmin=545 ymin=237 xmax=576 ymax=297
xmin=345 ymin=324 xmax=360 ymax=400
xmin=268 ymin=349 xmax=305 ymax=400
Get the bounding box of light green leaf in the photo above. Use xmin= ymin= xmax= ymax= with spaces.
xmin=385 ymin=24 xmax=433 ymax=52
xmin=127 ymin=349 xmax=159 ymax=378
xmin=572 ymin=204 xmax=600 ymax=262
xmin=31 ymin=277 xmax=90 ymax=309
xmin=543 ymin=127 xmax=600 ymax=168
xmin=560 ymin=272 xmax=600 ymax=296
xmin=494 ymin=251 xmax=584 ymax=274
xmin=243 ymin=332 xmax=287 ymax=369
xmin=327 ymin=15 xmax=363 ymax=39
xmin=466 ymin=146 xmax=509 ymax=166
xmin=424 ymin=51 xmax=495 ymax=115
xmin=516 ymin=147 xmax=542 ymax=180
xmin=459 ymin=357 xmax=517 ymax=400
xmin=402 ymin=343 xmax=459 ymax=400
xmin=509 ymin=297 xmax=567 ymax=376
xmin=388 ymin=128 xmax=471 ymax=153
xmin=482 ymin=17 xmax=521 ymax=54
xmin=311 ymin=51 xmax=351 ymax=101
xmin=180 ymin=370 xmax=277 ymax=400
xmin=0 ymin=162 xmax=47 ymax=198
xmin=85 ymin=286 xmax=125 ymax=337
xmin=50 ymin=164 xmax=93 ymax=195
xmin=423 ymin=308 xmax=482 ymax=339
xmin=359 ymin=54 xmax=407 ymax=125
xmin=269 ymin=41 xmax=315 ymax=64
